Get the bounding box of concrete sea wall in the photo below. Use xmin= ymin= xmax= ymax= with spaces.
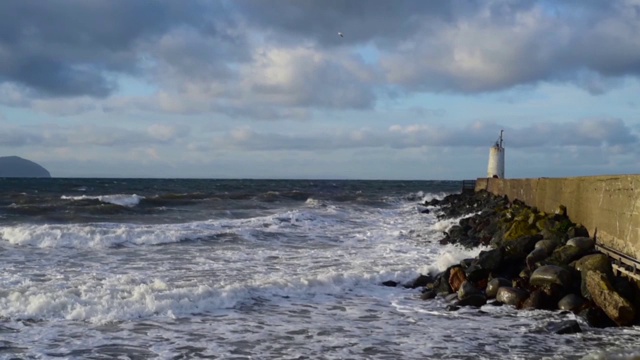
xmin=475 ymin=175 xmax=640 ymax=261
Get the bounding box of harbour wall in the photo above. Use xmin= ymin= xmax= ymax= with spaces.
xmin=475 ymin=175 xmax=640 ymax=261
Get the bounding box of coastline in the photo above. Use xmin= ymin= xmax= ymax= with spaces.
xmin=397 ymin=189 xmax=640 ymax=331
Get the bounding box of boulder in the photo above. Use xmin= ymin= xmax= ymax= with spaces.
xmin=444 ymin=293 xmax=459 ymax=303
xmin=546 ymin=320 xmax=582 ymax=335
xmin=432 ymin=266 xmax=455 ymax=294
xmin=566 ymin=237 xmax=595 ymax=251
xmin=544 ymin=245 xmax=588 ymax=266
xmin=406 ymin=274 xmax=434 ymax=289
xmin=503 ymin=217 xmax=539 ymax=240
xmin=573 ymin=254 xmax=613 ymax=278
xmin=456 ymin=294 xmax=487 ymax=308
xmin=486 ymin=277 xmax=511 ymax=299
xmin=464 ymin=264 xmax=489 ymax=283
xmin=496 ymin=287 xmax=529 ymax=307
xmin=457 ymin=280 xmax=481 ymax=300
xmin=420 ymin=289 xmax=437 ymax=300
xmin=530 ymin=265 xmax=572 ymax=288
xmin=475 ymin=248 xmax=504 ymax=271
xmin=448 ymin=266 xmax=467 ymax=293
xmin=567 ymin=225 xmax=589 ymax=238
xmin=503 ymin=235 xmax=543 ymax=262
xmin=558 ymin=294 xmax=585 ymax=313
xmin=526 ymin=247 xmax=548 ymax=270
xmin=535 ymin=239 xmax=559 ymax=255
xmin=521 ymin=289 xmax=544 ymax=310
xmin=578 ymin=307 xmax=617 ymax=328
xmin=585 ymin=271 xmax=636 ymax=326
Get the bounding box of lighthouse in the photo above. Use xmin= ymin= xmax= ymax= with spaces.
xmin=487 ymin=130 xmax=505 ymax=178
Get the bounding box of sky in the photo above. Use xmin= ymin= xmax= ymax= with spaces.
xmin=0 ymin=0 xmax=639 ymax=179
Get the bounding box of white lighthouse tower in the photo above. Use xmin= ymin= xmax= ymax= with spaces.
xmin=487 ymin=130 xmax=505 ymax=178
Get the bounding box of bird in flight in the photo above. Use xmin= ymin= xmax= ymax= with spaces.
xmin=338 ymin=32 xmax=343 ymax=37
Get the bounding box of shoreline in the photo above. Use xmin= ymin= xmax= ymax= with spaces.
xmin=394 ymin=190 xmax=640 ymax=332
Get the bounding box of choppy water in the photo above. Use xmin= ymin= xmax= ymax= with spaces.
xmin=0 ymin=179 xmax=638 ymax=359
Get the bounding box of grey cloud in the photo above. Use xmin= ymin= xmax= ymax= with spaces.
xmin=0 ymin=0 xmax=235 ymax=97
xmin=2 ymin=0 xmax=640 ymax=116
xmin=215 ymin=118 xmax=638 ymax=152
xmin=0 ymin=127 xmax=43 ymax=146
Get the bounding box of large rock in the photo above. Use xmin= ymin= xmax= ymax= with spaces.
xmin=496 ymin=287 xmax=529 ymax=307
xmin=535 ymin=239 xmax=559 ymax=255
xmin=448 ymin=266 xmax=467 ymax=293
xmin=585 ymin=271 xmax=636 ymax=326
xmin=503 ymin=219 xmax=539 ymax=241
xmin=503 ymin=235 xmax=543 ymax=262
xmin=457 ymin=280 xmax=481 ymax=300
xmin=558 ymin=294 xmax=585 ymax=313
xmin=578 ymin=307 xmax=617 ymax=328
xmin=530 ymin=265 xmax=572 ymax=288
xmin=544 ymin=245 xmax=588 ymax=266
xmin=526 ymin=247 xmax=548 ymax=270
xmin=546 ymin=320 xmax=582 ymax=335
xmin=574 ymin=254 xmax=613 ymax=278
xmin=486 ymin=277 xmax=511 ymax=299
xmin=456 ymin=294 xmax=487 ymax=307
xmin=475 ymin=248 xmax=504 ymax=271
xmin=566 ymin=237 xmax=595 ymax=251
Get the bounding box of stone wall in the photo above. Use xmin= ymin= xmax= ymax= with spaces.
xmin=475 ymin=176 xmax=640 ymax=260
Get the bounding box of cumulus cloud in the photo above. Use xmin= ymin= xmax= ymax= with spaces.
xmin=1 ymin=0 xmax=640 ymax=118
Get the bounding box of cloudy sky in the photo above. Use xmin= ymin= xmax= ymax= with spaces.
xmin=1 ymin=0 xmax=639 ymax=179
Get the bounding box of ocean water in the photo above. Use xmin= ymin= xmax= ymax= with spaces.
xmin=0 ymin=178 xmax=638 ymax=359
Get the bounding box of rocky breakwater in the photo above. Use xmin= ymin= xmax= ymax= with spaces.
xmin=392 ymin=190 xmax=640 ymax=332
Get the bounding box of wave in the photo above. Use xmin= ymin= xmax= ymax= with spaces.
xmin=61 ymin=194 xmax=144 ymax=207
xmin=0 ymin=207 xmax=342 ymax=249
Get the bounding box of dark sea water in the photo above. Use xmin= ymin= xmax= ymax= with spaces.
xmin=0 ymin=178 xmax=638 ymax=359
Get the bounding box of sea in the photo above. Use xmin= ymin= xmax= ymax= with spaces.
xmin=0 ymin=178 xmax=638 ymax=360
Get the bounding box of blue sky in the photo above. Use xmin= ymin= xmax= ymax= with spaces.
xmin=0 ymin=0 xmax=639 ymax=179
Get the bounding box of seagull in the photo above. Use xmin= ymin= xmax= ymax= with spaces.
xmin=338 ymin=32 xmax=343 ymax=37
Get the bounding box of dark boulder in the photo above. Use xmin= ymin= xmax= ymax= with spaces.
xmin=496 ymin=287 xmax=529 ymax=307
xmin=558 ymin=294 xmax=585 ymax=313
xmin=530 ymin=265 xmax=573 ymax=288
xmin=546 ymin=320 xmax=582 ymax=335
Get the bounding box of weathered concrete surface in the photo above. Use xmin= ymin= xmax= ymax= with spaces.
xmin=476 ymin=176 xmax=640 ymax=261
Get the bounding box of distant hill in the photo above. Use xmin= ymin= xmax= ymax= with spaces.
xmin=0 ymin=156 xmax=51 ymax=178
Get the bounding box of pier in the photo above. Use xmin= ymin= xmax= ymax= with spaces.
xmin=476 ymin=175 xmax=640 ymax=274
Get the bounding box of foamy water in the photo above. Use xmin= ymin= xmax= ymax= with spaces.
xmin=0 ymin=179 xmax=638 ymax=359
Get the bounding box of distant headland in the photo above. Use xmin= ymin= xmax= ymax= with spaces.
xmin=0 ymin=156 xmax=51 ymax=178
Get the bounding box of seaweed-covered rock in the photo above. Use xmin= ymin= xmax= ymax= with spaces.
xmin=574 ymin=254 xmax=612 ymax=278
xmin=544 ymin=245 xmax=588 ymax=266
xmin=585 ymin=271 xmax=636 ymax=326
xmin=503 ymin=235 xmax=543 ymax=262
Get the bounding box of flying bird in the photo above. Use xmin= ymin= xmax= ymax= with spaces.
xmin=338 ymin=32 xmax=343 ymax=37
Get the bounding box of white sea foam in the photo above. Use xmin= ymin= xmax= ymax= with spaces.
xmin=61 ymin=194 xmax=144 ymax=207
xmin=1 ymin=189 xmax=638 ymax=359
